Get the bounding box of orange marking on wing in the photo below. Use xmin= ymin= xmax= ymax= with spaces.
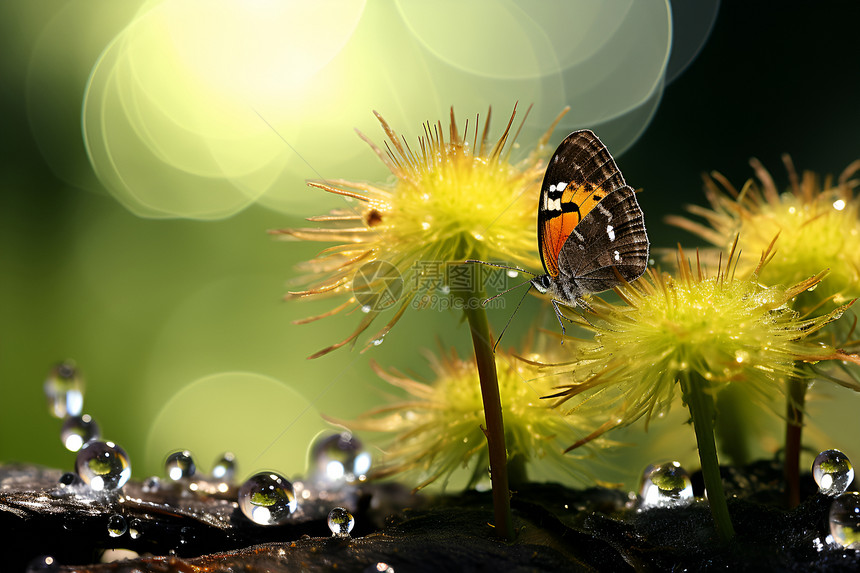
xmin=541 ymin=214 xmax=579 ymax=277
xmin=565 ymin=183 xmax=606 ymax=222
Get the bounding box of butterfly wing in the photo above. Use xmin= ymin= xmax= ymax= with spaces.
xmin=556 ymin=185 xmax=649 ymax=292
xmin=537 ymin=130 xmax=628 ymax=277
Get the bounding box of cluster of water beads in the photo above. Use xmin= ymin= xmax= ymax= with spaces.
xmin=813 ymin=449 xmax=855 ymax=496
xmin=638 ymin=461 xmax=694 ymax=510
xmin=237 ymin=471 xmax=297 ymax=525
xmin=327 ymin=507 xmax=355 ymax=538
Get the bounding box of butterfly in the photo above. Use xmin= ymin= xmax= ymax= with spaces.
xmin=469 ymin=129 xmax=649 ymax=342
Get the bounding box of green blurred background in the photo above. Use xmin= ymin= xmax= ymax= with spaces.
xmin=1 ymin=1 xmax=858 ymax=489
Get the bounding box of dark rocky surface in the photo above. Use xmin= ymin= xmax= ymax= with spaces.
xmin=2 ymin=461 xmax=859 ymax=572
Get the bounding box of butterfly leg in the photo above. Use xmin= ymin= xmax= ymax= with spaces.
xmin=551 ymin=298 xmax=580 ymax=343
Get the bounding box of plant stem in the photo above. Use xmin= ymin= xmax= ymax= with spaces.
xmin=784 ymin=376 xmax=808 ymax=508
xmin=462 ymin=287 xmax=515 ymax=541
xmin=681 ymin=372 xmax=735 ymax=543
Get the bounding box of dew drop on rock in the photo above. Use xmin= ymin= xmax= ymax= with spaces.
xmin=327 ymin=507 xmax=355 ymax=538
xmin=58 ymin=472 xmax=79 ymax=487
xmin=639 ymin=461 xmax=693 ymax=509
xmin=813 ymin=449 xmax=855 ymax=496
xmin=211 ymin=452 xmax=237 ymax=482
xmin=165 ymin=450 xmax=196 ymax=481
xmin=829 ymin=491 xmax=860 ymax=548
xmin=25 ymin=555 xmax=58 ymax=572
xmin=75 ymin=440 xmax=131 ymax=491
xmin=311 ymin=432 xmax=372 ymax=486
xmin=44 ymin=361 xmax=83 ymax=419
xmin=238 ymin=472 xmax=297 ymax=525
xmin=107 ymin=514 xmax=127 ymax=538
xmin=60 ymin=414 xmax=100 ymax=452
xmin=142 ymin=476 xmax=161 ymax=492
xmin=128 ymin=518 xmax=142 ymax=540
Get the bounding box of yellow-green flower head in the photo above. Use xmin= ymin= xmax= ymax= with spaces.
xmin=275 ymin=106 xmax=568 ymax=358
xmin=668 ymin=158 xmax=860 ymax=312
xmin=340 ymin=347 xmax=606 ymax=490
xmin=538 ymin=243 xmax=850 ymax=450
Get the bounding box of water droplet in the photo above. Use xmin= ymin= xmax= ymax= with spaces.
xmin=58 ymin=472 xmax=79 ymax=487
xmin=60 ymin=414 xmax=100 ymax=452
xmin=829 ymin=491 xmax=860 ymax=548
xmin=75 ymin=441 xmax=131 ymax=491
xmin=506 ymin=270 xmax=519 ymax=278
xmin=440 ymin=285 xmax=451 ymax=294
xmin=44 ymin=361 xmax=83 ymax=419
xmin=142 ymin=476 xmax=161 ymax=492
xmin=25 ymin=555 xmax=57 ymax=572
xmin=472 ymin=232 xmax=484 ymax=241
xmin=364 ymin=563 xmax=395 ymax=573
xmin=212 ymin=452 xmax=237 ymax=482
xmin=361 ymin=304 xmax=372 ymax=313
xmin=238 ymin=472 xmax=297 ymax=525
xmin=813 ymin=449 xmax=855 ymax=495
xmin=107 ymin=514 xmax=127 ymax=538
xmin=734 ymin=350 xmax=749 ymax=364
xmin=311 ymin=433 xmax=372 ymax=486
xmin=833 ymin=199 xmax=846 ymax=211
xmin=128 ymin=518 xmax=142 ymax=540
xmin=639 ymin=461 xmax=693 ymax=509
xmin=165 ymin=450 xmax=196 ymax=481
xmin=372 ymin=338 xmax=384 ymax=346
xmin=327 ymin=507 xmax=355 ymax=537
xmin=421 ymin=221 xmax=431 ymax=230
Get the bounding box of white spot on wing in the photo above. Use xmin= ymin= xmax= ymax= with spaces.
xmin=549 ymin=184 xmax=557 ymax=192
xmin=613 ymin=250 xmax=621 ymax=261
xmin=548 ymin=198 xmax=561 ymax=211
xmin=556 ymin=181 xmax=567 ymax=191
xmin=607 ymin=224 xmax=615 ymax=241
xmin=597 ymin=202 xmax=612 ymax=220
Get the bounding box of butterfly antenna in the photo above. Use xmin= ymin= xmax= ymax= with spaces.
xmin=492 ymin=283 xmax=533 ymax=353
xmin=481 ymin=277 xmax=533 ymax=306
xmin=464 ymin=259 xmax=536 ymax=277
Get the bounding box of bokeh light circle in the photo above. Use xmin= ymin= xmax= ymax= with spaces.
xmin=145 ymin=372 xmax=328 ymax=480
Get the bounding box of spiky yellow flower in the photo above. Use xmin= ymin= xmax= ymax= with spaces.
xmin=537 ymin=242 xmax=852 ymax=449
xmin=667 ymin=158 xmax=860 ymax=313
xmin=340 ymin=346 xmax=607 ymax=490
xmin=275 ymin=106 xmax=567 ymax=357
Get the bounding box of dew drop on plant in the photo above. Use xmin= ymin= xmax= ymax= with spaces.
xmin=211 ymin=452 xmax=236 ymax=482
xmin=813 ymin=449 xmax=855 ymax=495
xmin=44 ymin=361 xmax=83 ymax=419
xmin=829 ymin=491 xmax=860 ymax=548
xmin=165 ymin=450 xmax=196 ymax=481
xmin=639 ymin=461 xmax=693 ymax=509
xmin=238 ymin=472 xmax=297 ymax=525
xmin=107 ymin=514 xmax=127 ymax=538
xmin=60 ymin=414 xmax=100 ymax=452
xmin=311 ymin=432 xmax=372 ymax=486
xmin=361 ymin=305 xmax=372 ymax=313
xmin=365 ymin=563 xmax=395 ymax=573
xmin=75 ymin=440 xmax=131 ymax=491
xmin=327 ymin=506 xmax=355 ymax=538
